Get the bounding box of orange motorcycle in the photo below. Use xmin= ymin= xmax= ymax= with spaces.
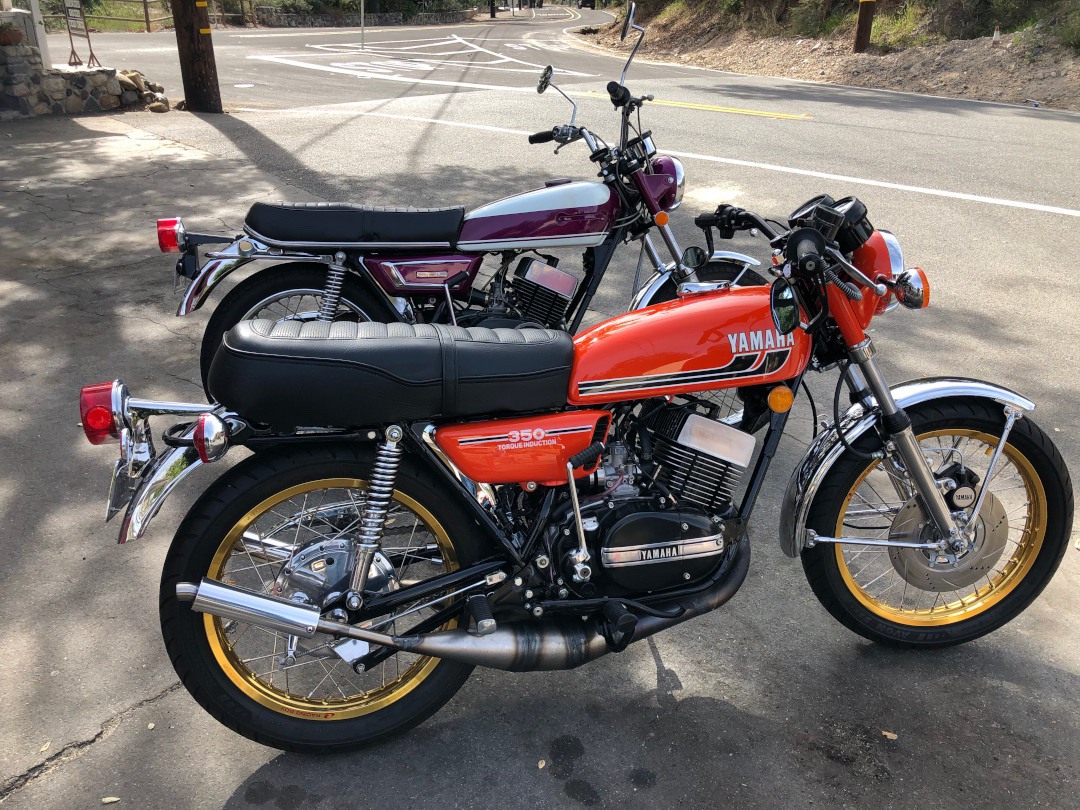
xmin=80 ymin=184 xmax=1073 ymax=751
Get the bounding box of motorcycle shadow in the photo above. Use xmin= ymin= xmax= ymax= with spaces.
xmin=222 ymin=630 xmax=1080 ymax=809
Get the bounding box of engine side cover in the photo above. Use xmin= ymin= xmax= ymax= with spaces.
xmin=600 ymin=509 xmax=723 ymax=592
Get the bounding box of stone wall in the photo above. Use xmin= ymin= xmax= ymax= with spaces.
xmin=0 ymin=43 xmax=145 ymax=121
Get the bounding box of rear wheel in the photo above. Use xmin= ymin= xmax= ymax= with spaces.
xmin=160 ymin=444 xmax=484 ymax=752
xmin=802 ymin=399 xmax=1073 ymax=647
xmin=199 ymin=266 xmax=384 ymax=399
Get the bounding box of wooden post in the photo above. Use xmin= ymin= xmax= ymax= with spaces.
xmin=173 ymin=0 xmax=223 ymax=113
xmin=853 ymin=0 xmax=875 ymax=53
xmin=143 ymin=0 xmax=151 ymax=32
xmin=490 ymin=0 xmax=495 ymax=18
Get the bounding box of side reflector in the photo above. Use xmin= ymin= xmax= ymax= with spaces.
xmin=768 ymin=385 xmax=794 ymax=413
xmin=157 ymin=218 xmax=184 ymax=253
xmin=80 ymin=381 xmax=121 ymax=445
xmin=654 ymin=211 xmax=669 ymax=227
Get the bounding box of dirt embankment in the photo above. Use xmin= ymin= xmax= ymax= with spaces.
xmin=582 ymin=20 xmax=1080 ymax=111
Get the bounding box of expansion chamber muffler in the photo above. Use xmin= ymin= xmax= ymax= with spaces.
xmin=175 ymin=536 xmax=750 ymax=672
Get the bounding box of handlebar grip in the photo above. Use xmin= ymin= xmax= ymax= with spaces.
xmin=787 ymin=227 xmax=827 ymax=274
xmin=529 ymin=130 xmax=556 ymax=145
xmin=606 ymin=80 xmax=631 ymax=108
xmin=569 ymin=441 xmax=604 ymax=471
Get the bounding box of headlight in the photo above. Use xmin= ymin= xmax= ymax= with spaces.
xmin=668 ymin=157 xmax=685 ymax=210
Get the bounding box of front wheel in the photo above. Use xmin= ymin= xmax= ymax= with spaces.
xmin=199 ymin=266 xmax=384 ymax=399
xmin=159 ymin=444 xmax=484 ymax=752
xmin=802 ymin=398 xmax=1073 ymax=648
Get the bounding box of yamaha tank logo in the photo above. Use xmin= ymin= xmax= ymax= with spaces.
xmin=727 ymin=330 xmax=796 ymax=354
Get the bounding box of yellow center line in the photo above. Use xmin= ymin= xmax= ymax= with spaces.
xmin=570 ymin=90 xmax=811 ymax=121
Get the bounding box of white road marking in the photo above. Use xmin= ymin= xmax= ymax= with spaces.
xmin=234 ymin=106 xmax=1080 ymax=218
xmin=251 ymin=33 xmax=591 ymax=82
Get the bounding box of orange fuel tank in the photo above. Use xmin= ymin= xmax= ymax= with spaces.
xmin=434 ymin=410 xmax=611 ymax=485
xmin=569 ymin=286 xmax=812 ymax=405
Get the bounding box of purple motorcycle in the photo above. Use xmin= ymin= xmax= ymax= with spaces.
xmin=156 ymin=3 xmax=765 ymax=395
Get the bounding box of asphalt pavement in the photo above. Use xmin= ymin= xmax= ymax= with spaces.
xmin=2 ymin=6 xmax=1078 ymax=808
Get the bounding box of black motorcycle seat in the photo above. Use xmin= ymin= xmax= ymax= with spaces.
xmin=208 ymin=319 xmax=574 ymax=428
xmin=244 ymin=202 xmax=465 ymax=248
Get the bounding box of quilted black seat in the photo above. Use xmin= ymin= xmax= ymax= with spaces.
xmin=245 ymin=202 xmax=464 ymax=248
xmin=208 ymin=320 xmax=574 ymax=428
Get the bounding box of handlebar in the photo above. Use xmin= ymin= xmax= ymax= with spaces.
xmin=529 ymin=129 xmax=555 ymax=145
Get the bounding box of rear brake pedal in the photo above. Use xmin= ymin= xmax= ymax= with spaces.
xmin=467 ymin=594 xmax=496 ymax=636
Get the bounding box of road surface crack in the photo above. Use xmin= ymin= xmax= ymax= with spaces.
xmin=0 ymin=682 xmax=182 ymax=803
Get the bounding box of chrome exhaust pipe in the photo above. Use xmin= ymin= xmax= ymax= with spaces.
xmin=175 ymin=535 xmax=750 ymax=672
xmin=176 ymin=578 xmax=405 ymax=649
xmin=399 ymin=535 xmax=750 ymax=671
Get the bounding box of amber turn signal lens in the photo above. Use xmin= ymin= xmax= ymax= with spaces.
xmin=654 ymin=211 xmax=670 ymax=227
xmin=768 ymin=385 xmax=794 ymax=413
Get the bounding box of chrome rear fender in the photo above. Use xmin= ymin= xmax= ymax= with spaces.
xmin=778 ymin=377 xmax=1036 ymax=558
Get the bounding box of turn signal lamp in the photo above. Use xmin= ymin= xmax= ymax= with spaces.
xmin=193 ymin=413 xmax=230 ymax=464
xmin=157 ymin=217 xmax=185 ymax=253
xmin=768 ymin=385 xmax=794 ymax=413
xmin=80 ymin=381 xmax=122 ymax=445
xmin=894 ymin=267 xmax=930 ymax=310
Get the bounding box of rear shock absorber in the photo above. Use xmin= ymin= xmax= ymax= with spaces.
xmin=345 ymin=425 xmax=404 ymax=611
xmin=318 ymin=251 xmax=348 ymax=322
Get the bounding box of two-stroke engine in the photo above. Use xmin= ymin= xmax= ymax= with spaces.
xmin=547 ymin=404 xmax=756 ymax=597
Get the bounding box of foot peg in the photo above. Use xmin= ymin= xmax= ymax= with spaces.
xmin=602 ymin=601 xmax=638 ymax=651
xmin=467 ymin=594 xmax=496 ymax=636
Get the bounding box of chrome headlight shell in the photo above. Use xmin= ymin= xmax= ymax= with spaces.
xmin=669 ymin=157 xmax=685 ymax=210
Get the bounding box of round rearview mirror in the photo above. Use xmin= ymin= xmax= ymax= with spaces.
xmin=621 ymin=2 xmax=637 ymax=41
xmin=681 ymin=245 xmax=708 ymax=271
xmin=622 ymin=2 xmax=635 ymax=41
xmin=770 ymin=279 xmax=800 ymax=335
xmin=537 ymin=65 xmax=554 ymax=95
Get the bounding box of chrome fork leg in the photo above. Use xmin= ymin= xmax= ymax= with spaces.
xmin=848 ymin=339 xmax=957 ymax=546
xmin=345 ymin=425 xmax=404 ymax=611
xmin=317 ymin=251 xmax=348 ymax=322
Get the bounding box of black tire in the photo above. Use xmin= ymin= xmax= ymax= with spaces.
xmin=159 ymin=443 xmax=486 ymax=752
xmin=801 ymin=397 xmax=1073 ymax=648
xmin=647 ymin=258 xmax=769 ymax=305
xmin=199 ymin=266 xmax=386 ymax=399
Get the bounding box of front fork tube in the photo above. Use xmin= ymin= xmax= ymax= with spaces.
xmin=848 ymin=339 xmax=960 ymax=546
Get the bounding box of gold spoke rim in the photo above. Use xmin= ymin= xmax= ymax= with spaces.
xmin=834 ymin=429 xmax=1046 ymax=627
xmin=203 ymin=478 xmax=458 ymax=720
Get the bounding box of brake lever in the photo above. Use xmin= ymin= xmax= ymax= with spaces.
xmin=825 ymin=247 xmax=887 ymax=296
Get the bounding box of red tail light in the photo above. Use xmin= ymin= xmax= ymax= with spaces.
xmin=157 ymin=217 xmax=185 ymax=253
xmin=80 ymin=381 xmax=122 ymax=445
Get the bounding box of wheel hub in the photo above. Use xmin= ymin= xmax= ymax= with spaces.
xmin=276 ymin=540 xmax=399 ymax=608
xmin=887 ymin=492 xmax=1009 ymax=592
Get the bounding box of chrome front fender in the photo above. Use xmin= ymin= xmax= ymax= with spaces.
xmin=629 ymin=251 xmax=762 ymax=310
xmin=116 ymin=438 xmax=202 ymax=544
xmin=777 ymin=377 xmax=1036 ymax=558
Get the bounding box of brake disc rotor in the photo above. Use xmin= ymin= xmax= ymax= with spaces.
xmin=887 ymin=492 xmax=1009 ymax=592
